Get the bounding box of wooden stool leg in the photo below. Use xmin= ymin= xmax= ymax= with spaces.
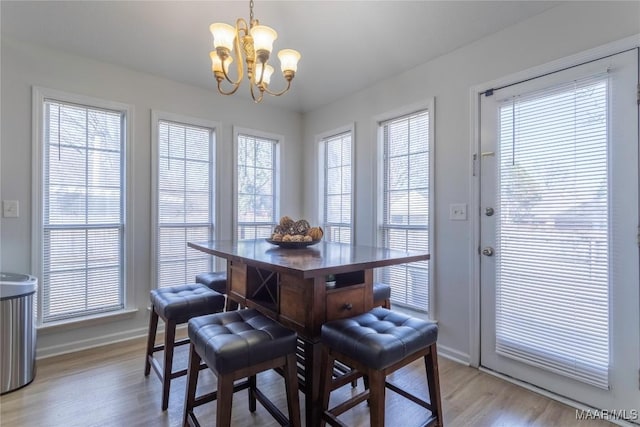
xmin=216 ymin=374 xmax=235 ymax=427
xmin=183 ymin=344 xmax=201 ymax=427
xmin=319 ymin=347 xmax=335 ymax=427
xmin=144 ymin=308 xmax=159 ymax=376
xmin=225 ymin=297 xmax=239 ymax=311
xmin=161 ymin=319 xmax=176 ymax=411
xmin=425 ymin=343 xmax=444 ymax=426
xmin=248 ymin=375 xmax=257 ymax=412
xmin=284 ymin=353 xmax=302 ymax=427
xmin=368 ymin=369 xmax=386 ymax=427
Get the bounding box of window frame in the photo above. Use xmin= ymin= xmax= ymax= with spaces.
xmin=151 ymin=110 xmax=220 ymax=289
xmin=31 ymin=86 xmax=134 ymax=327
xmin=375 ymin=99 xmax=435 ymax=315
xmin=232 ymin=126 xmax=281 ymax=242
xmin=316 ymin=124 xmax=355 ymax=244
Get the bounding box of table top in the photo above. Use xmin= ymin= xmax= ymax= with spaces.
xmin=188 ymin=239 xmax=429 ymax=279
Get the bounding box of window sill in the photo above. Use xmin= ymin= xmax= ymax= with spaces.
xmin=37 ymin=308 xmax=139 ymax=334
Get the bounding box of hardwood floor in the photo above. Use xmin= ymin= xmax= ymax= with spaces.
xmin=0 ymin=336 xmax=613 ymax=427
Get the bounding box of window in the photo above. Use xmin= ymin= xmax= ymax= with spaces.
xmin=319 ymin=128 xmax=353 ymax=244
xmin=235 ymin=131 xmax=279 ymax=240
xmin=36 ymin=91 xmax=128 ymax=323
xmin=379 ymin=108 xmax=432 ymax=312
xmin=153 ymin=114 xmax=216 ymax=288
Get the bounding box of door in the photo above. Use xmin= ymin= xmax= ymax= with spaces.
xmin=480 ymin=49 xmax=640 ymax=415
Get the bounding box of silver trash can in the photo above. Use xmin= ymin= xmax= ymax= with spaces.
xmin=1 ymin=272 xmax=37 ymax=394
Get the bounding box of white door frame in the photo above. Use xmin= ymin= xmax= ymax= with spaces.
xmin=468 ymin=34 xmax=640 ymax=368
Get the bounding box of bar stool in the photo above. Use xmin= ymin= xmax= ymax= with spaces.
xmin=373 ymin=282 xmax=391 ymax=309
xmin=195 ymin=271 xmax=238 ymax=310
xmin=183 ymin=309 xmax=301 ymax=427
xmin=338 ymin=282 xmax=391 ymax=387
xmin=195 ymin=271 xmax=227 ymax=294
xmin=319 ymin=307 xmax=443 ymax=427
xmin=144 ymin=283 xmax=225 ymax=410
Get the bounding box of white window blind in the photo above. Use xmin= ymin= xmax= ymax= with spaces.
xmin=496 ymin=74 xmax=609 ymax=388
xmin=321 ymin=131 xmax=352 ymax=244
xmin=236 ymin=133 xmax=277 ymax=240
xmin=156 ymin=120 xmax=214 ymax=288
xmin=380 ymin=111 xmax=430 ymax=312
xmin=42 ymin=99 xmax=125 ymax=322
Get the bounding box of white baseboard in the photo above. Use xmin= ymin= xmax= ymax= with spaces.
xmin=36 ymin=327 xmax=149 ymax=360
xmin=437 ymin=344 xmax=470 ymax=366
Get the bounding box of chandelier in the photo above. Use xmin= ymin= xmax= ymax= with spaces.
xmin=209 ymin=0 xmax=301 ymax=103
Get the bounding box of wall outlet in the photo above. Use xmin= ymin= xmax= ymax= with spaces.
xmin=3 ymin=200 xmax=19 ymax=218
xmin=449 ymin=203 xmax=467 ymax=221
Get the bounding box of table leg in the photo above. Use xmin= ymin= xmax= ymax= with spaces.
xmin=303 ymin=338 xmax=322 ymax=427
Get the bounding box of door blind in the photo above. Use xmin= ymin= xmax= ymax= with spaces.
xmin=380 ymin=111 xmax=430 ymax=312
xmin=42 ymin=100 xmax=125 ymax=322
xmin=157 ymin=120 xmax=214 ymax=288
xmin=322 ymin=131 xmax=352 ymax=244
xmin=495 ymin=74 xmax=610 ymax=388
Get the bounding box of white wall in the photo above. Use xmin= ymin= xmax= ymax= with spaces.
xmin=2 ymin=1 xmax=639 ymax=359
xmin=0 ymin=38 xmax=303 ymax=356
xmin=302 ymin=2 xmax=640 ymax=362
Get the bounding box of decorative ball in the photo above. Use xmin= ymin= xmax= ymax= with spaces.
xmin=294 ymin=219 xmax=310 ymax=235
xmin=279 ymin=216 xmax=295 ymax=229
xmin=307 ymin=227 xmax=324 ymax=241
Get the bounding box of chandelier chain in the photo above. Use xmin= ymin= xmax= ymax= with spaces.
xmin=249 ymin=0 xmax=254 ymax=24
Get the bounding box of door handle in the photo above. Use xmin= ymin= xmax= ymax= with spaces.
xmin=482 ymin=247 xmax=494 ymax=257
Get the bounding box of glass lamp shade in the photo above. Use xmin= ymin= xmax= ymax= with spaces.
xmin=210 ymin=23 xmax=236 ymax=51
xmin=210 ymin=51 xmax=232 ymax=73
xmin=278 ymin=49 xmax=301 ymax=73
xmin=250 ymin=25 xmax=277 ymax=53
xmin=255 ymin=63 xmax=274 ymax=85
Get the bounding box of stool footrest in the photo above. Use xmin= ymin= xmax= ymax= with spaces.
xmin=328 ymin=389 xmax=370 ymax=417
xmin=331 ymin=368 xmax=362 ymax=389
xmin=385 ymin=380 xmax=435 ymax=413
xmin=192 ymin=379 xmax=250 ymax=408
xmin=148 ymin=355 xmax=207 ymax=381
xmin=151 ymin=336 xmax=190 ymax=353
xmin=253 ymin=386 xmax=289 ymax=426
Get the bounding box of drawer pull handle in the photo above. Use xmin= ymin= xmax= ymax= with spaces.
xmin=343 ymin=303 xmax=353 ymax=311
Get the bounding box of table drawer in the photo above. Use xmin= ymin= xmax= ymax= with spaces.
xmin=326 ymin=286 xmax=365 ymax=321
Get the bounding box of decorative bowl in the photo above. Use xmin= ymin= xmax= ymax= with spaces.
xmin=265 ymin=239 xmax=321 ymax=249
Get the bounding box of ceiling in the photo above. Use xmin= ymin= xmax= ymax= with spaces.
xmin=1 ymin=1 xmax=559 ymax=113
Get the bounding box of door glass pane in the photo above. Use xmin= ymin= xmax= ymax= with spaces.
xmin=495 ymin=75 xmax=609 ymax=388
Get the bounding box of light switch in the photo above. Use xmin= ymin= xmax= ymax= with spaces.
xmin=3 ymin=200 xmax=19 ymax=218
xmin=449 ymin=203 xmax=467 ymax=221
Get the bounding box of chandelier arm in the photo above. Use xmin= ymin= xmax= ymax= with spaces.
xmin=249 ymin=81 xmax=264 ymax=103
xmin=263 ymin=79 xmax=292 ymax=97
xmin=220 ymin=20 xmax=247 ymax=86
xmin=217 ymin=80 xmax=241 ymax=95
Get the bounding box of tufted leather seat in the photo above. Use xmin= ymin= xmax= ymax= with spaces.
xmin=183 ymin=309 xmax=301 ymax=427
xmin=322 ymin=307 xmax=437 ymax=370
xmin=195 ymin=271 xmax=239 ymax=310
xmin=373 ymin=282 xmax=391 ymax=309
xmin=195 ymin=271 xmax=227 ymax=294
xmin=319 ymin=307 xmax=443 ymax=427
xmin=150 ymin=283 xmax=225 ymax=324
xmin=188 ymin=309 xmax=297 ymax=374
xmin=144 ymin=283 xmax=225 ymax=410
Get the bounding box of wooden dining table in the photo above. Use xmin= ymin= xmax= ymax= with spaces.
xmin=188 ymin=238 xmax=429 ymax=426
